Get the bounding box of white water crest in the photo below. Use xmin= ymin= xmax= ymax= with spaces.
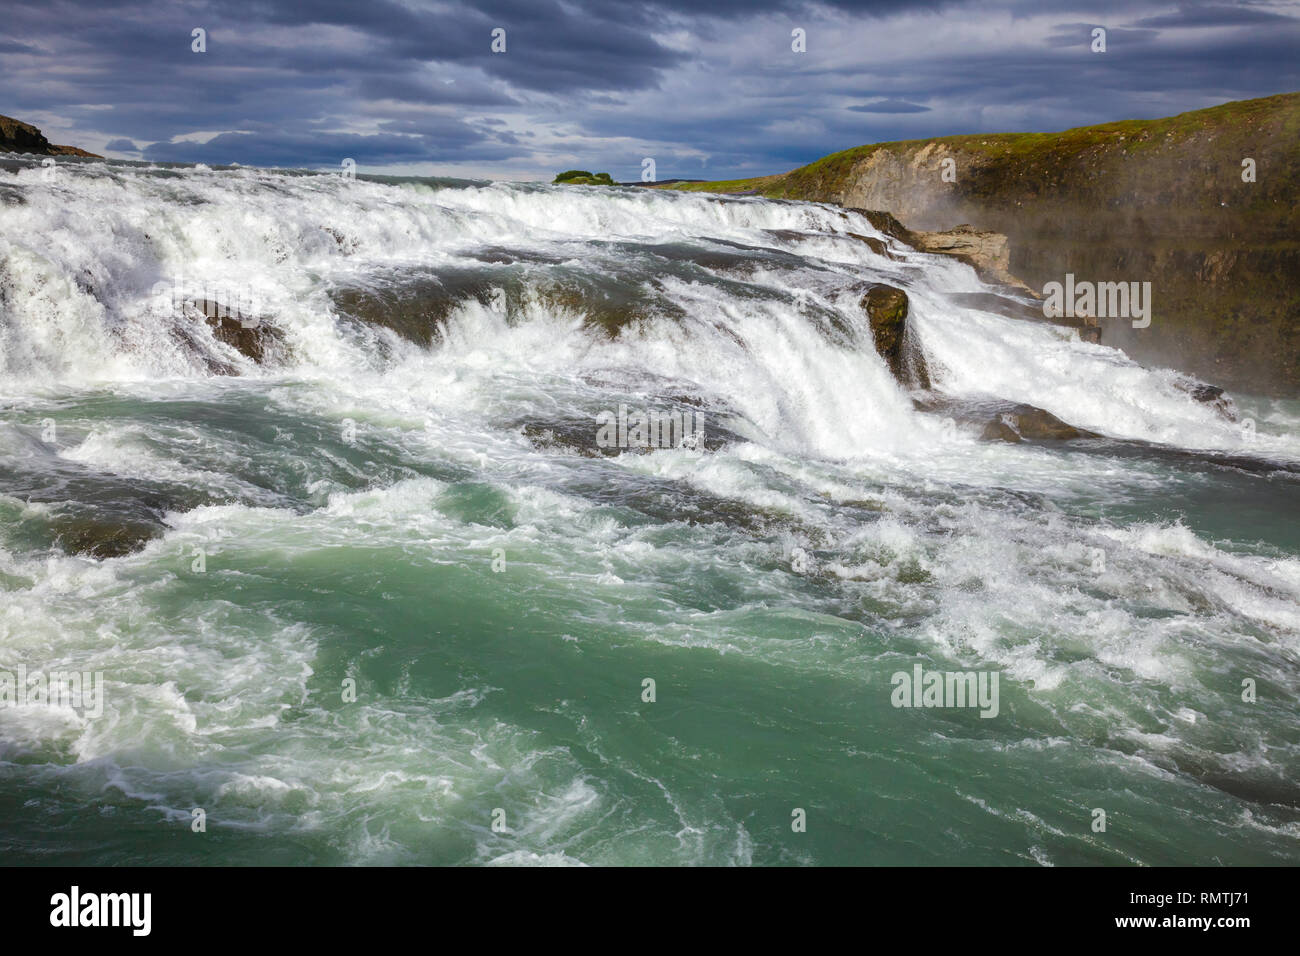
xmin=2 ymin=159 xmax=1294 ymax=460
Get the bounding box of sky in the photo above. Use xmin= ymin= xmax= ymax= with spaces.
xmin=2 ymin=0 xmax=1298 ymax=181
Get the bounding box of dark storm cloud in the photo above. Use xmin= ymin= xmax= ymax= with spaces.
xmin=848 ymin=99 xmax=932 ymax=113
xmin=1 ymin=0 xmax=1297 ymax=177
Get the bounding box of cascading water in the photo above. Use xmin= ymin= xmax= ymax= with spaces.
xmin=1 ymin=157 xmax=1297 ymax=865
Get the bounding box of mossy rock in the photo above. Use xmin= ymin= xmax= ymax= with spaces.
xmin=860 ymin=284 xmax=931 ymax=389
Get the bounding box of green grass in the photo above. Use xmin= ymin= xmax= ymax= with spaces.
xmin=658 ymin=92 xmax=1300 ymax=200
xmin=655 ymin=175 xmax=782 ymax=194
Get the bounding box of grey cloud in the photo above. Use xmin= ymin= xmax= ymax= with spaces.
xmin=0 ymin=0 xmax=1296 ymax=180
xmin=848 ymin=99 xmax=932 ymax=113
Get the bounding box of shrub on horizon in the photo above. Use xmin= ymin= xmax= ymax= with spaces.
xmin=553 ymin=169 xmax=615 ymax=186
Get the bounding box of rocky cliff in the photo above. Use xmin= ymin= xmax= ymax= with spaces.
xmin=670 ymin=93 xmax=1300 ymax=397
xmin=0 ymin=113 xmax=101 ymax=158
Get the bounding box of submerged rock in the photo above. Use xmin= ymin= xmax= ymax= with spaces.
xmin=845 ymin=232 xmax=896 ymax=259
xmin=190 ymin=298 xmax=284 ymax=365
xmin=520 ymin=406 xmax=741 ymax=458
xmin=914 ymin=395 xmax=1100 ymax=442
xmin=49 ymin=514 xmax=163 ymax=558
xmin=168 ymin=297 xmax=284 ymax=372
xmin=332 ymin=268 xmax=685 ymax=345
xmin=330 ymin=273 xmax=489 ymax=347
xmin=860 ymin=284 xmax=931 ymax=390
xmin=977 ymin=404 xmax=1100 ymax=442
xmin=1173 ymin=377 xmax=1238 ymax=421
xmin=980 ymin=419 xmax=1023 ymax=443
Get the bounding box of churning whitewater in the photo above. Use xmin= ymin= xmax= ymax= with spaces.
xmin=1 ymin=158 xmax=1298 ymax=865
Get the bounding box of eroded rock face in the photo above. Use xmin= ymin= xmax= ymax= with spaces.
xmin=908 ymin=224 xmax=1026 ymax=292
xmin=851 ymin=208 xmax=1033 ymax=295
xmin=860 ymin=284 xmax=931 ymax=390
xmin=850 ymin=208 xmax=1036 ymax=293
xmin=850 ymin=208 xmax=1100 ymax=342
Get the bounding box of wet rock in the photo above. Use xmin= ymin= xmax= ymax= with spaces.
xmin=860 ymin=284 xmax=931 ymax=389
xmin=846 ymin=232 xmax=896 ymax=259
xmin=979 ymin=420 xmax=1022 ymax=443
xmin=331 ymin=269 xmax=682 ymax=345
xmin=947 ymin=291 xmax=1043 ymax=321
xmin=1173 ymin=377 xmax=1238 ymax=421
xmin=186 ymin=298 xmax=284 ymax=366
xmin=331 ymin=275 xmax=477 ymax=347
xmin=914 ymin=395 xmax=1099 ymax=442
xmin=849 ymin=209 xmax=1039 ymax=298
xmin=982 ymin=404 xmax=1100 ymax=442
xmin=0 ymin=455 xmax=191 ymax=558
xmin=522 ymin=420 xmax=603 ymax=458
xmin=533 ymin=280 xmax=685 ymax=337
xmin=48 ymin=513 xmax=164 ymax=558
xmin=167 ymin=321 xmax=238 ymax=375
xmin=467 ymin=246 xmax=567 ymax=266
xmin=322 ymin=226 xmax=358 ymax=255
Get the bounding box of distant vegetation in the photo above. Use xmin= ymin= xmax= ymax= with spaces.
xmin=553 ymin=169 xmax=615 ymax=186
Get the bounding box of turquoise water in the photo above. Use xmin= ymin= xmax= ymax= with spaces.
xmin=1 ymin=161 xmax=1298 ymax=864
